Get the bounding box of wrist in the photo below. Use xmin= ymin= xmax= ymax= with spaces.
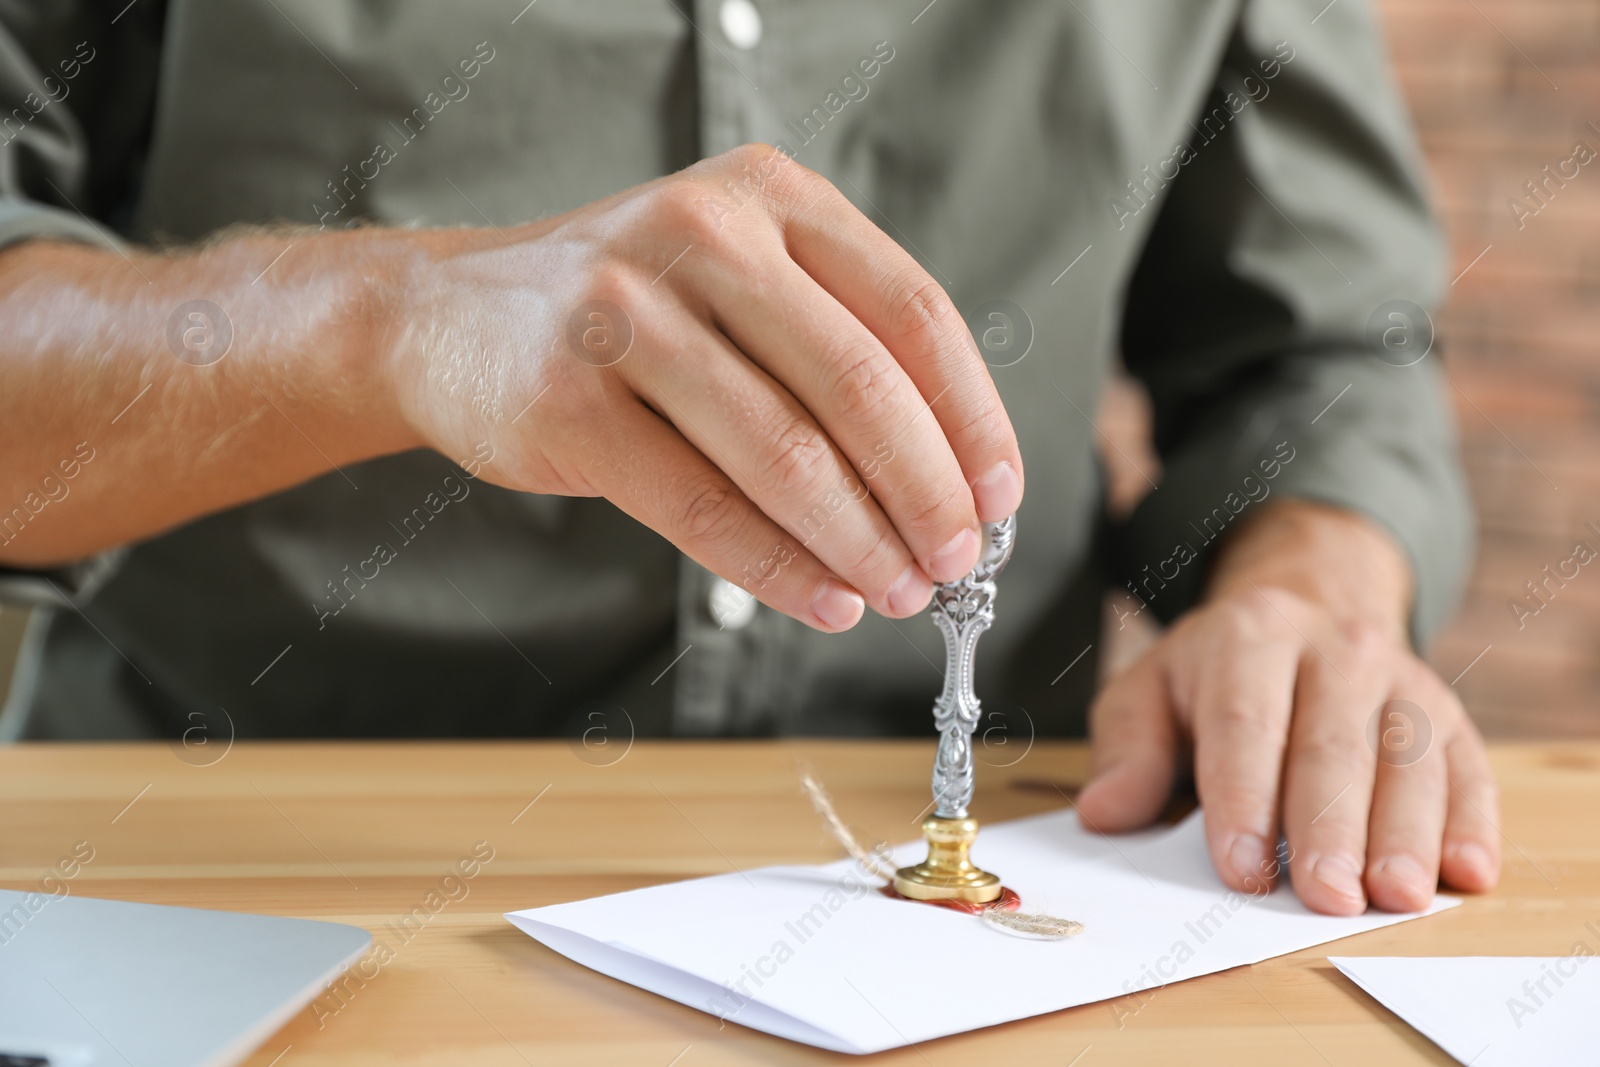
xmin=1204 ymin=499 xmax=1414 ymax=645
xmin=311 ymin=228 xmax=434 ymax=460
xmin=372 ymin=224 xmax=519 ymax=467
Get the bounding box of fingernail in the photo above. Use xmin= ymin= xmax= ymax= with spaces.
xmin=927 ymin=527 xmax=980 ymax=583
xmin=1372 ymin=854 xmax=1433 ymax=904
xmin=886 ymin=563 xmax=933 ymax=616
xmin=971 ymin=461 xmax=1022 ymax=522
xmin=1310 ymin=853 xmax=1366 ymax=904
xmin=1228 ymin=833 xmax=1269 ymax=883
xmin=810 ymin=578 xmax=865 ymax=631
xmin=1450 ymin=841 xmax=1494 ymax=882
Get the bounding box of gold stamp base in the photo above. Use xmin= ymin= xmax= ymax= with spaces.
xmin=892 ymin=814 xmax=1003 ymax=904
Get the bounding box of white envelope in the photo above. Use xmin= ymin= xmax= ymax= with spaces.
xmin=507 ymin=809 xmax=1455 ymax=1054
xmin=1332 ymin=956 xmax=1600 ymax=1066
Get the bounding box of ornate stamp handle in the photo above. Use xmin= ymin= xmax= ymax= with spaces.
xmin=929 ymin=515 xmax=1016 ymax=819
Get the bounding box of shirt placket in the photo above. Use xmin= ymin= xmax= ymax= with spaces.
xmin=672 ymin=0 xmax=797 ymax=735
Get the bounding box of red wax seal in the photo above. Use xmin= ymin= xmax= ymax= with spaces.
xmin=879 ymin=885 xmax=1021 ymax=914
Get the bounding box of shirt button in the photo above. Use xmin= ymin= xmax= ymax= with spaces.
xmin=718 ymin=0 xmax=762 ymax=50
xmin=708 ymin=577 xmax=758 ymax=630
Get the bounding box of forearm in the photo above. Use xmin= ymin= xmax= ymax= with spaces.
xmin=1204 ymin=499 xmax=1414 ymax=645
xmin=0 ymin=145 xmax=1030 ymax=632
xmin=0 ymin=231 xmax=425 ymax=566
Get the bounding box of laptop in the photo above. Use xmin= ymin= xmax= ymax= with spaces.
xmin=0 ymin=889 xmax=370 ymax=1066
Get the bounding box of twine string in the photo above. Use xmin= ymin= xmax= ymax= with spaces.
xmin=799 ymin=770 xmax=899 ymax=881
xmin=981 ymin=908 xmax=1085 ymax=939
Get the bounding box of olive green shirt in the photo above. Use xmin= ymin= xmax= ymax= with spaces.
xmin=0 ymin=0 xmax=1469 ymax=741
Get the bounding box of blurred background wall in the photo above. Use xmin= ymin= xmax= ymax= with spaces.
xmin=2 ymin=0 xmax=1596 ymax=737
xmin=1388 ymin=0 xmax=1600 ymax=737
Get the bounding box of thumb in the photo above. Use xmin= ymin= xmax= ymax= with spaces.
xmin=1075 ymin=653 xmax=1180 ymax=833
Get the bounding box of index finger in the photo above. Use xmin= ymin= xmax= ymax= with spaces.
xmin=776 ymin=167 xmax=1025 ymax=524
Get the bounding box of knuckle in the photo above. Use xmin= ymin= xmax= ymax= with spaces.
xmin=1341 ymin=620 xmax=1394 ymax=668
xmin=1272 ymin=587 xmax=1316 ymax=615
xmin=756 ymin=416 xmax=835 ymax=498
xmin=719 ymin=142 xmax=773 ymax=171
xmin=943 ymin=385 xmax=1011 ymax=450
xmin=746 ymin=145 xmax=818 ymax=202
xmin=828 ymin=344 xmax=900 ymax=426
xmin=892 ymin=277 xmax=966 ymax=351
xmin=1403 ymin=657 xmax=1461 ymax=713
xmin=1220 ymin=595 xmax=1284 ymax=641
xmin=1212 ymin=700 xmax=1275 ymax=737
xmin=675 ymin=478 xmax=747 ymax=554
xmin=653 ymin=180 xmax=730 ymax=247
xmin=585 ymin=261 xmax=642 ymax=308
xmin=1293 ymin=724 xmax=1371 ymax=771
xmin=1203 ymin=780 xmax=1277 ymax=820
xmin=783 ymin=162 xmax=835 ymax=210
xmin=695 ymin=143 xmax=811 ymax=218
xmin=580 ymin=264 xmax=654 ymax=332
xmin=835 ymin=526 xmax=901 ymax=587
xmin=1416 ymin=694 xmax=1463 ymax=741
xmin=896 ymin=475 xmax=970 ymax=540
xmin=1244 ymin=585 xmax=1312 ymax=622
xmin=737 ymin=142 xmax=798 ymax=182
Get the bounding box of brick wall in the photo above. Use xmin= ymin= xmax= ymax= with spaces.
xmin=1099 ymin=0 xmax=1600 ymax=737
xmin=1389 ymin=0 xmax=1600 ymax=737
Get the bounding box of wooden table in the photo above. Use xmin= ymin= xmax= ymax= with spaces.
xmin=4 ymin=740 xmax=1596 ymax=1064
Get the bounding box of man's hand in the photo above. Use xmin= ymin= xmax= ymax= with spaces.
xmin=0 ymin=144 xmax=1023 ymax=633
xmin=385 ymin=146 xmax=1017 ymax=630
xmin=1076 ymin=501 xmax=1500 ymax=915
xmin=389 ymin=144 xmax=1022 ymax=631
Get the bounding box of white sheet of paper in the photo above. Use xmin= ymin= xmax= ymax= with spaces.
xmin=1331 ymin=956 xmax=1600 ymax=1066
xmin=507 ymin=809 xmax=1455 ymax=1054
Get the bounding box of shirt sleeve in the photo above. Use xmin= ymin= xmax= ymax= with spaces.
xmin=0 ymin=2 xmax=162 ymax=604
xmin=1114 ymin=0 xmax=1470 ymax=649
xmin=0 ymin=2 xmax=163 ymax=248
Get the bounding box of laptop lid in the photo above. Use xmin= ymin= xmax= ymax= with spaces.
xmin=0 ymin=888 xmax=370 ymax=1066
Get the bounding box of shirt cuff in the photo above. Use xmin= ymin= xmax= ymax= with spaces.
xmin=0 ymin=198 xmax=127 ymax=255
xmin=0 ymin=548 xmax=125 ymax=608
xmin=1115 ymin=353 xmax=1472 ymax=650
